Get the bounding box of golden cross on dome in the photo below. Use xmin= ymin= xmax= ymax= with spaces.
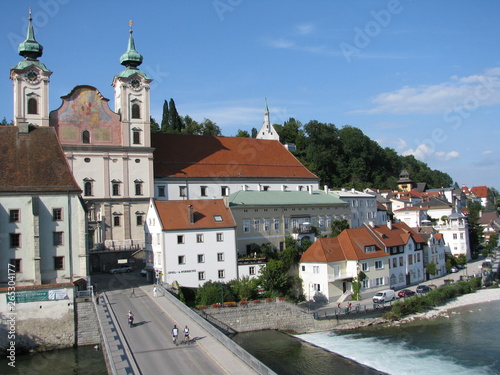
xmin=129 ymin=20 xmax=133 ymax=34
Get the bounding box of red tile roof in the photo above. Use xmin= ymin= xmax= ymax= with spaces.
xmin=368 ymin=222 xmax=426 ymax=247
xmin=154 ymin=199 xmax=236 ymax=230
xmin=300 ymin=227 xmax=390 ymax=263
xmin=152 ymin=133 xmax=318 ymax=180
xmin=471 ymin=186 xmax=488 ymax=198
xmin=0 ymin=125 xmax=80 ymax=193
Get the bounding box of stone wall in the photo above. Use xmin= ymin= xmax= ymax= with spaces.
xmin=75 ymin=298 xmax=100 ymax=346
xmin=202 ymin=300 xmax=387 ymax=334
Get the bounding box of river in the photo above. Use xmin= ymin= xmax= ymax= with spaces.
xmin=233 ymin=300 xmax=500 ymax=375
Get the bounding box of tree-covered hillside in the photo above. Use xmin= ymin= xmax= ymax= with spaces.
xmin=273 ymin=118 xmax=453 ymax=190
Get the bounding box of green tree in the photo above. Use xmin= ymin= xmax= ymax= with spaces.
xmin=251 ymin=127 xmax=258 ymax=138
xmin=168 ymin=98 xmax=183 ymax=133
xmin=200 ymin=119 xmax=222 ymax=136
xmin=426 ymin=261 xmax=437 ymax=276
xmin=229 ymin=276 xmax=259 ymax=301
xmin=235 ymin=129 xmax=250 ymax=137
xmin=195 ymin=281 xmax=235 ymax=306
xmin=279 ymin=237 xmax=300 ymax=269
xmin=467 ymin=200 xmax=484 ymax=257
xmin=259 ymin=259 xmax=289 ymax=297
xmin=456 ymin=254 xmax=468 ymax=267
xmin=160 ymin=100 xmax=169 ymax=133
xmin=150 ymin=116 xmax=160 ymax=133
xmin=329 ymin=218 xmax=350 ymax=237
xmin=181 ymin=115 xmax=202 ymax=135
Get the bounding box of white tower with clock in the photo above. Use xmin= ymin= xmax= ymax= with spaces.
xmin=112 ymin=20 xmax=153 ymax=148
xmin=10 ymin=10 xmax=52 ymax=127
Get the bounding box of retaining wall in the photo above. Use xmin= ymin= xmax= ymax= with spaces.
xmin=75 ymin=298 xmax=100 ymax=346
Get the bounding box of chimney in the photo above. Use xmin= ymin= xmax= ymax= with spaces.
xmin=187 ymin=205 xmax=194 ymax=224
xmin=351 ymin=188 xmax=356 ymax=194
xmin=324 ymin=185 xmax=329 ymax=194
xmin=18 ymin=121 xmax=30 ymax=134
xmin=387 ymin=220 xmax=392 ymax=230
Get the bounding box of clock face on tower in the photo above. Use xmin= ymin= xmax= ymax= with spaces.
xmin=24 ymin=70 xmax=40 ymax=84
xmin=129 ymin=78 xmax=142 ymax=91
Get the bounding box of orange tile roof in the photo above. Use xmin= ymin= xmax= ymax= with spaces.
xmin=471 ymin=186 xmax=488 ymax=198
xmin=0 ymin=125 xmax=81 ymax=193
xmin=300 ymin=227 xmax=390 ymax=263
xmin=154 ymin=199 xmax=236 ymax=230
xmin=152 ymin=133 xmax=318 ymax=180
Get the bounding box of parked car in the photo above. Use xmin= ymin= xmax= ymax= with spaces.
xmin=109 ymin=265 xmax=133 ymax=274
xmin=397 ymin=289 xmax=415 ymax=298
xmin=450 ymin=266 xmax=458 ymax=273
xmin=416 ymin=285 xmax=432 ymax=294
xmin=372 ymin=289 xmax=395 ymax=304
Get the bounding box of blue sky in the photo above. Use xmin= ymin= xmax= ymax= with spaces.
xmin=2 ymin=1 xmax=500 ymax=191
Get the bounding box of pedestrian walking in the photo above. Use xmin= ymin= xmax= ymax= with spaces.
xmin=153 ymin=286 xmax=157 ymax=298
xmin=183 ymin=325 xmax=190 ymax=344
xmin=172 ymin=325 xmax=179 ymax=346
xmin=130 ymin=288 xmax=135 ymax=298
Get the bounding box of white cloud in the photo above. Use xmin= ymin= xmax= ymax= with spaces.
xmin=435 ymin=150 xmax=460 ymax=161
xmin=482 ymin=150 xmax=493 ymax=155
xmin=402 ymin=143 xmax=459 ymax=162
xmin=355 ymin=68 xmax=500 ymax=115
xmin=266 ymin=38 xmax=295 ymax=49
xmin=296 ymin=23 xmax=314 ymax=35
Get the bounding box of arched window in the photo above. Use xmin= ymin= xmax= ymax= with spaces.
xmin=27 ymin=98 xmax=38 ymax=114
xmin=131 ymin=103 xmax=141 ymax=119
xmin=82 ymin=130 xmax=90 ymax=144
xmin=84 ymin=181 xmax=93 ymax=196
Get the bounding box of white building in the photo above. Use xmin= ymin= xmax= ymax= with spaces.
xmin=0 ymin=126 xmax=88 ymax=286
xmin=416 ymin=227 xmax=447 ymax=279
xmin=146 ymin=199 xmax=238 ymax=288
xmin=328 ymin=188 xmax=379 ymax=228
xmin=433 ymin=210 xmax=470 ymax=260
xmin=393 ymin=206 xmax=428 ymax=227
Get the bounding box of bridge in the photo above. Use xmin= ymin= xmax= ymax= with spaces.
xmin=92 ymin=272 xmax=275 ymax=375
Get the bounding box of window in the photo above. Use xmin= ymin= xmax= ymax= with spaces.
xmin=197 ymin=234 xmax=204 ymax=243
xmin=9 ymin=209 xmax=20 ymax=222
xmin=390 ymin=274 xmax=397 ymax=285
xmin=313 ymin=283 xmax=321 ymax=292
xmin=9 ymin=259 xmax=21 ymax=273
xmin=417 ymin=253 xmax=421 ymax=262
xmin=375 ymin=260 xmax=383 ymax=270
xmin=313 ymin=266 xmax=319 ymax=274
xmin=453 ymin=233 xmax=458 ymax=240
xmin=460 ymin=233 xmax=464 ymax=239
xmin=113 ymin=216 xmax=120 ymax=227
xmin=273 ymin=218 xmax=280 ymax=231
xmin=27 ymin=97 xmax=38 ymax=114
xmin=131 ymin=103 xmax=141 ymax=119
xmin=243 ymin=220 xmax=250 ymax=233
xmin=399 ymin=256 xmax=404 ymax=266
xmin=217 ymin=253 xmax=224 ymax=262
xmin=253 ymin=219 xmax=260 ymax=232
xmin=264 ymin=219 xmax=270 ymax=232
xmin=54 ymin=256 xmax=64 ymax=270
xmin=179 ymin=186 xmax=187 ymax=197
xmin=10 ymin=233 xmax=21 ymax=248
xmin=364 ymin=245 xmax=376 ymax=253
xmin=198 ymin=271 xmax=205 ymax=281
xmin=198 ymin=254 xmax=205 ymax=263
xmin=408 ymin=254 xmax=413 ymax=265
xmin=200 ymin=186 xmax=207 ymax=196
xmin=284 ymin=218 xmax=290 ymax=230
xmin=214 ymin=215 xmax=223 ymax=222
xmin=156 ymin=233 xmax=160 ymax=245
xmin=392 ymin=258 xmax=397 ymax=268
xmin=216 ymin=233 xmax=223 ymax=242
xmin=178 ymin=255 xmax=185 ymax=265
xmin=133 ymin=130 xmax=141 ymax=145
xmin=158 ymin=186 xmax=165 ymax=197
xmin=112 ymin=183 xmax=120 ymax=196
xmin=135 ymin=182 xmax=143 ymax=196
xmin=53 ymin=208 xmax=62 ymax=221
xmin=263 ymin=185 xmax=270 ymax=191
xmin=301 ymin=265 xmax=305 ymax=271
xmin=375 ymin=277 xmax=384 ymax=286
xmin=249 ymin=266 xmax=256 ymax=275
xmin=82 ymin=130 xmax=90 ymax=144
xmin=136 ymin=215 xmax=143 ymax=226
xmin=84 ymin=181 xmax=93 ymax=196
xmin=361 ymin=262 xmax=368 ymax=272
xmin=361 ymin=279 xmax=369 ymax=289
xmin=218 ymin=270 xmax=225 ymax=279
xmin=53 ymin=232 xmax=63 ymax=246
xmin=177 ymin=235 xmax=184 ymax=244
xmin=221 ymin=186 xmax=229 ymax=197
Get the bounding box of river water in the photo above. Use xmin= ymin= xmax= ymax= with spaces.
xmin=233 ymin=299 xmax=500 ymax=375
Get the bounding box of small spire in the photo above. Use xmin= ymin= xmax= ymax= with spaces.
xmin=18 ymin=8 xmax=43 ymax=59
xmin=119 ymin=20 xmax=143 ymax=68
xmin=265 ymin=98 xmax=269 ymax=114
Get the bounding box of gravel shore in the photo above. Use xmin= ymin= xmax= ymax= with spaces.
xmin=399 ymin=287 xmax=500 ymax=323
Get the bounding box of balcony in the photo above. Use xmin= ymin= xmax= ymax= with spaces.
xmin=328 ymin=271 xmax=356 ymax=282
xmin=292 ymin=223 xmax=315 ymax=234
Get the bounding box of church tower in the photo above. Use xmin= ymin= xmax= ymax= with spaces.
xmin=112 ymin=21 xmax=152 ymax=148
xmin=10 ymin=9 xmax=52 ymax=127
xmin=256 ymin=100 xmax=279 ymax=141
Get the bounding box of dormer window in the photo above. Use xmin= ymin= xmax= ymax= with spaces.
xmin=364 ymin=245 xmax=376 ymax=253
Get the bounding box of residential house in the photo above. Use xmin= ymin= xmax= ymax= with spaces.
xmin=416 ymin=227 xmax=447 ymax=279
xmin=433 ymin=210 xmax=470 ymax=259
xmin=393 ymin=206 xmax=428 ymax=227
xmin=299 ymin=227 xmax=390 ymax=303
xmin=328 ymin=188 xmax=379 ymax=228
xmin=145 ymin=199 xmax=237 ymax=288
